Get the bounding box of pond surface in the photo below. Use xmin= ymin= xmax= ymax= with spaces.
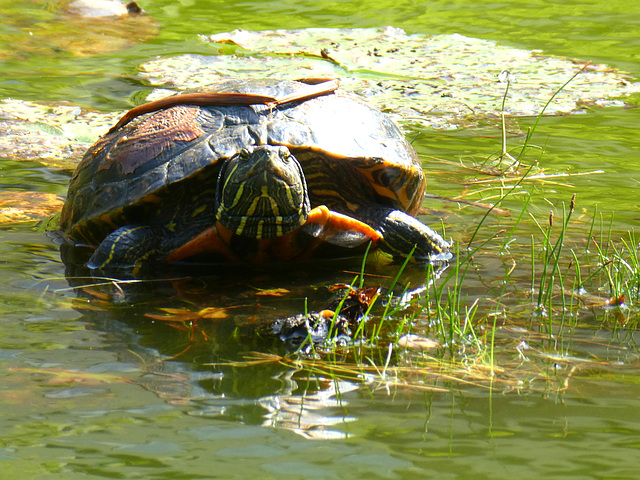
xmin=1 ymin=0 xmax=639 ymax=478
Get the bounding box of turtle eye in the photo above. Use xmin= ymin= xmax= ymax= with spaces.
xmin=378 ymin=166 xmax=401 ymax=188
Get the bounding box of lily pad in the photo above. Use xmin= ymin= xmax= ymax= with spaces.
xmin=0 ymin=99 xmax=120 ymax=167
xmin=140 ymin=27 xmax=640 ymax=129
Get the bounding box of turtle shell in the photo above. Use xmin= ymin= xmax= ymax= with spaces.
xmin=60 ymin=79 xmax=426 ymax=248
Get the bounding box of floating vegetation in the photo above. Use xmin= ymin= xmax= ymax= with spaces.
xmin=142 ymin=27 xmax=640 ymax=129
xmin=0 ymin=99 xmax=120 ymax=167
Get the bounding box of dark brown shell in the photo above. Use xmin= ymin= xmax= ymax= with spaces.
xmin=60 ymin=79 xmax=425 ymax=246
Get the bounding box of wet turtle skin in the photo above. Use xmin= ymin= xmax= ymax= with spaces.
xmin=60 ymin=78 xmax=450 ymax=268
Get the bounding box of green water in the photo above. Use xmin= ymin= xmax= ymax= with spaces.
xmin=1 ymin=1 xmax=640 ymax=478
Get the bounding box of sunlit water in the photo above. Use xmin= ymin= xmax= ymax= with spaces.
xmin=1 ymin=0 xmax=639 ymax=478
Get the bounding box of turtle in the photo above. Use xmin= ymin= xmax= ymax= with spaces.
xmin=59 ymin=78 xmax=450 ymax=270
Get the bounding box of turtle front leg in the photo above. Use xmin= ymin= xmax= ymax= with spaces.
xmin=358 ymin=208 xmax=451 ymax=261
xmin=303 ymin=205 xmax=381 ymax=247
xmin=87 ymin=224 xmax=166 ymax=270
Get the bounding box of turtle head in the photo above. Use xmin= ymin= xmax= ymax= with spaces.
xmin=216 ymin=145 xmax=310 ymax=239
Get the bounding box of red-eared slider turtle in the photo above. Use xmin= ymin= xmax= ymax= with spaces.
xmin=59 ymin=78 xmax=450 ymax=270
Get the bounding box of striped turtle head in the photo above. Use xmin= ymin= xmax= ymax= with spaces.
xmin=216 ymin=145 xmax=310 ymax=239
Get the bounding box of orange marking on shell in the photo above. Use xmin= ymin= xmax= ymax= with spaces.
xmin=98 ymin=106 xmax=204 ymax=174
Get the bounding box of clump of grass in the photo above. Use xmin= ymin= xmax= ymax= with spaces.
xmin=529 ymin=194 xmax=577 ymax=326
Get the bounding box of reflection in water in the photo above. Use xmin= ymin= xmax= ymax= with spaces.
xmin=258 ymin=375 xmax=359 ymax=440
xmin=61 ymin=249 xmax=448 ymax=438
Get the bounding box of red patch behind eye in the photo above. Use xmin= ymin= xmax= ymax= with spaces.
xmin=99 ymin=106 xmax=204 ymax=174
